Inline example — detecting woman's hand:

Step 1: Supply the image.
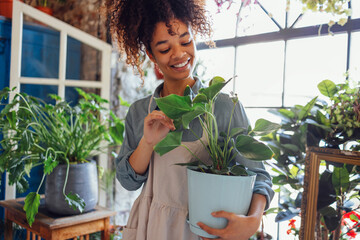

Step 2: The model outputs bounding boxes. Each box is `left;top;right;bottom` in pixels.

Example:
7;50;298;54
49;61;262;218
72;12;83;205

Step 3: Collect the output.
197;211;262;240
197;194;266;240
143;110;175;147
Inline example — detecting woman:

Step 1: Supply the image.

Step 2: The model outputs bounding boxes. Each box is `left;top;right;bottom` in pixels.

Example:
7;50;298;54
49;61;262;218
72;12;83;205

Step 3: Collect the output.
106;0;274;239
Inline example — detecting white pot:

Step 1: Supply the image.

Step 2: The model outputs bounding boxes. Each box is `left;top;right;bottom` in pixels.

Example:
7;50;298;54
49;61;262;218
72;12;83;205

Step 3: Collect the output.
187;167;256;238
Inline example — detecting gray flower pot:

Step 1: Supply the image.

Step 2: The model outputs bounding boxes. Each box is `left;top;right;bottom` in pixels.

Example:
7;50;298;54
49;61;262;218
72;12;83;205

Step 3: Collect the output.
45;160;98;215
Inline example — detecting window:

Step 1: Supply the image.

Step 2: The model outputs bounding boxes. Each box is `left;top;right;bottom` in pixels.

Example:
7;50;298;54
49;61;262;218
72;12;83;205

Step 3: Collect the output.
197;1;360;239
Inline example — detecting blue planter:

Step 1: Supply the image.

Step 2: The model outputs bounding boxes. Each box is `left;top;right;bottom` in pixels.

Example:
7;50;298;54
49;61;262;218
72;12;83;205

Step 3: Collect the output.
187;167;256;238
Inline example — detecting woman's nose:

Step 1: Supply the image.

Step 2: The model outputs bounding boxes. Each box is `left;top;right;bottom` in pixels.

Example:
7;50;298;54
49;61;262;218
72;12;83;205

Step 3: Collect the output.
172;45;185;59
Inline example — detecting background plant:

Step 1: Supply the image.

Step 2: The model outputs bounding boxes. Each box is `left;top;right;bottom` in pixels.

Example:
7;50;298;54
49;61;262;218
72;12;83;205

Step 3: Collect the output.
153;76;280;176
264;78;360;239
0;87;124;226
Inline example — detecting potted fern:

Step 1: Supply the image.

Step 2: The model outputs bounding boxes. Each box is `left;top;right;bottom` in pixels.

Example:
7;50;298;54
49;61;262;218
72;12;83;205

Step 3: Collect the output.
153;76;280;238
0;87;124;227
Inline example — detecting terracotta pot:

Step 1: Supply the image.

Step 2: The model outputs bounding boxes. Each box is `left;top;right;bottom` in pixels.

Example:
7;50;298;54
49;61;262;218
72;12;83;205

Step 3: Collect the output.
35;6;53;16
0;0;14;19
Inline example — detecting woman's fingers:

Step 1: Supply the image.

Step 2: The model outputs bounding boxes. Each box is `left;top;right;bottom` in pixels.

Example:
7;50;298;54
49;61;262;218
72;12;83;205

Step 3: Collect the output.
146;111;175;130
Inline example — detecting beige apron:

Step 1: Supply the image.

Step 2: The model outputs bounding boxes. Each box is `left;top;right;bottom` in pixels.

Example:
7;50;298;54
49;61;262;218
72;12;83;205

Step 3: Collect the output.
122;95;210;240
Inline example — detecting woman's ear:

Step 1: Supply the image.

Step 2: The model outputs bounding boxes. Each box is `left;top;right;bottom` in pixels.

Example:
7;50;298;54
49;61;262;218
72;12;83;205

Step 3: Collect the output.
146;49;156;63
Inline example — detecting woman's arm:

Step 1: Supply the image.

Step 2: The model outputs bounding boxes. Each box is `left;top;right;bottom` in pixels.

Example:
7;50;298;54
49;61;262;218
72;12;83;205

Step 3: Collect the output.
129;110;175;174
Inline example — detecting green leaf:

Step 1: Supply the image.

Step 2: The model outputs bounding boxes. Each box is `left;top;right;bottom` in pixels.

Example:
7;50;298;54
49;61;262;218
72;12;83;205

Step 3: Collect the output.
230;127;246;137
44;156;59;175
193;93;208;104
350;213;360;222
199;77;229;101
332;166;350;195
65;192;86;212
183;85;191;96
23;192;40;227
209;76;225;86
252;119;280;136
278;109;295;119
282;144;300;153
119;95;131;107
235;135;274;160
298;96;318;120
230;165;248;176
24;163;33;177
155;95;192;119
318;80;337;97
154;131;182;156
181;105;205;129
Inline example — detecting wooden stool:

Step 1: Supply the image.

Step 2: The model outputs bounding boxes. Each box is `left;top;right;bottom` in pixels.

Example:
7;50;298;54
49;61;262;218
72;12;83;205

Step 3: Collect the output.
0;197;116;240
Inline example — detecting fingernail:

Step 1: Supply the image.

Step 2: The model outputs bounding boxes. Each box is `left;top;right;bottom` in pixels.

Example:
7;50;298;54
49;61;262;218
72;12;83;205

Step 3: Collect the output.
211;212;216;216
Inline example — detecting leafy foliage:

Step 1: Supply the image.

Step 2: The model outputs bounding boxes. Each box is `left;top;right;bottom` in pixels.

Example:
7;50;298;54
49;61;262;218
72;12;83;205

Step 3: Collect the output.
0;88;125;226
154;76;280;175
23;192;40;227
265;78;360;238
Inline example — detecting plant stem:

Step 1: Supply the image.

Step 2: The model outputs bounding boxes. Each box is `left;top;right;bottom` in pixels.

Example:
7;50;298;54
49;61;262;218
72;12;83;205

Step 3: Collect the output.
189;127;211;156
62;159;70;196
36;174;46;194
180;143;208;167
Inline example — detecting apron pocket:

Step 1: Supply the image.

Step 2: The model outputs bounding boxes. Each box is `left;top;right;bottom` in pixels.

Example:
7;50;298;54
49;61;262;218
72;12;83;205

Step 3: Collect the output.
122;227;137;240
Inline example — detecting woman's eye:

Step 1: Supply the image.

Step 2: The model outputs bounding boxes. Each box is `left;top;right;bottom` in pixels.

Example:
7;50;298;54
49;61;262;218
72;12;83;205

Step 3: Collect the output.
160;49;170;54
182;40;192;46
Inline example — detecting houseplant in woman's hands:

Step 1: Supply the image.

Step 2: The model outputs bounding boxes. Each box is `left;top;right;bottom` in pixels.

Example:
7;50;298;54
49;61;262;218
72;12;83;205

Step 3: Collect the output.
153;76;280;238
0;87;124;227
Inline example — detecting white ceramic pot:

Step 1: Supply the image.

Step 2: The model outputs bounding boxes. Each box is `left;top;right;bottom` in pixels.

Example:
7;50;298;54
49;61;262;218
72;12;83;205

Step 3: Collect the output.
187;167;256;238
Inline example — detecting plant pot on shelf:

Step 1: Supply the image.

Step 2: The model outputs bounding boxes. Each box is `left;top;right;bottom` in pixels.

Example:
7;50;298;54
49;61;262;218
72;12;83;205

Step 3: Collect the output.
35;6;53;16
187;167;256;238
45;160;98;215
0;0;14;19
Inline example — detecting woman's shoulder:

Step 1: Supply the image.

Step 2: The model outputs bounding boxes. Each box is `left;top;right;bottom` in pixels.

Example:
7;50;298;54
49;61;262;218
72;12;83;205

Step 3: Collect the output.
127;94;153;118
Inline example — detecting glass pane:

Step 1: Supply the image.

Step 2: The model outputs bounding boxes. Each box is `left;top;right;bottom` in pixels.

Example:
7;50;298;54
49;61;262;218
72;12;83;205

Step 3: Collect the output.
21;16;60;78
237;3;280;37
349;32;360;81
284;34;347;107
196;47;235;94
20;84;58;104
67;40;102;82
65;87;101;106
352;0;360;19
204;0;237;40
235;41;284;107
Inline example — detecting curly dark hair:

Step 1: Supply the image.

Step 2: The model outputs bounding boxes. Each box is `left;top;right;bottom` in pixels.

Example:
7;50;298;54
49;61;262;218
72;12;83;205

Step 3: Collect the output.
105;0;212;78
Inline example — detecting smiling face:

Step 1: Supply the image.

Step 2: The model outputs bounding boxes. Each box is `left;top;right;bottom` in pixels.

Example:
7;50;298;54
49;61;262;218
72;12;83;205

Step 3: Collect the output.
147;19;196;83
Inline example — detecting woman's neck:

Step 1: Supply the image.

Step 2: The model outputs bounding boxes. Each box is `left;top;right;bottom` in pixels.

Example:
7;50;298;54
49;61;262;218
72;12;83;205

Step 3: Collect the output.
162;77;195;96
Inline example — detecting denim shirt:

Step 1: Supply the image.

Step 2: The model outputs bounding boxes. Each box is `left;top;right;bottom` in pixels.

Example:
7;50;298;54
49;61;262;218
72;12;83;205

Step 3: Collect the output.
115;78;274;209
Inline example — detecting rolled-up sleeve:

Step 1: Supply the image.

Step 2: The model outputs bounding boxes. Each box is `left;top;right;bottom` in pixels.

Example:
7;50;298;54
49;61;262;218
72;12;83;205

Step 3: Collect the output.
115;104;149;191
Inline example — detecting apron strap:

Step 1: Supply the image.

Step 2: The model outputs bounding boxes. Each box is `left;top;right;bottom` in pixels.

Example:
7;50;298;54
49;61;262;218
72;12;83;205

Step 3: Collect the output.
148;93;155;115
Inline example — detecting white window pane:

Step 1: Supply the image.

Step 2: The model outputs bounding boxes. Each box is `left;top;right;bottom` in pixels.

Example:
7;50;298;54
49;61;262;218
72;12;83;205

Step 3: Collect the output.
235;41;284;107
237;3;280;37
351;0;360;19
196;47;235;94
204;1;237;40
350;32;360;81
285;34;347;107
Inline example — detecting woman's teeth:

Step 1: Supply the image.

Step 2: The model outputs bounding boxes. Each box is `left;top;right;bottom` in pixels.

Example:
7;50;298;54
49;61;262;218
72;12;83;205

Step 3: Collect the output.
173;60;188;68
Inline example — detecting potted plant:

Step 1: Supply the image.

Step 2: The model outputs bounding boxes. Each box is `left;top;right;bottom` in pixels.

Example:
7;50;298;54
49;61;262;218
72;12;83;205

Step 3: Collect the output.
0;87;124;227
153;76;280;238
263;78;360;239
